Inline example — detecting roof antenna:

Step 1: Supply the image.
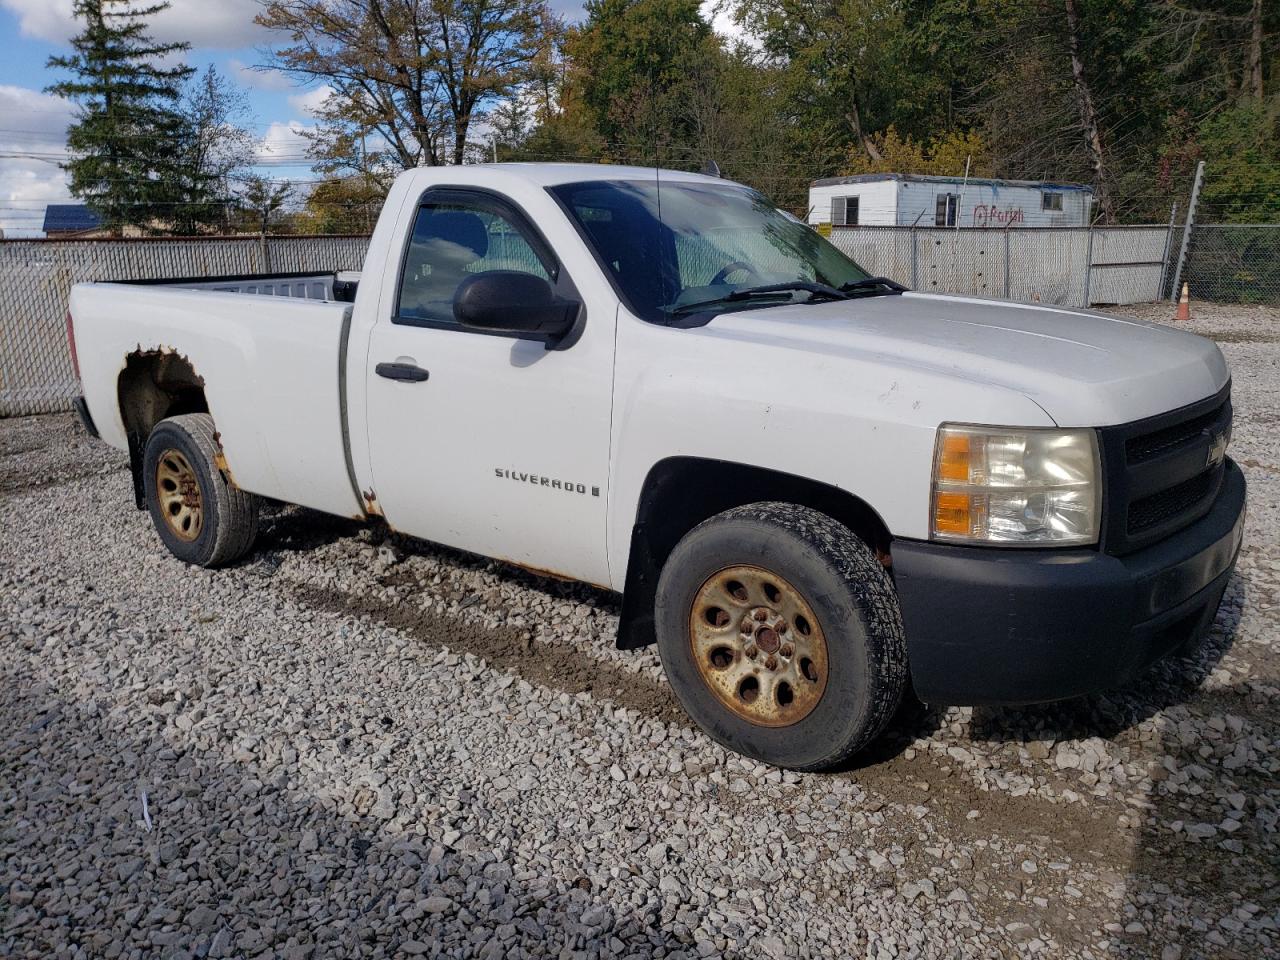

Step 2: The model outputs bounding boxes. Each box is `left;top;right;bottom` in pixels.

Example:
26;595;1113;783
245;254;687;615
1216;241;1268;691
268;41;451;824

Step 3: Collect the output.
701;159;721;178
655;150;666;323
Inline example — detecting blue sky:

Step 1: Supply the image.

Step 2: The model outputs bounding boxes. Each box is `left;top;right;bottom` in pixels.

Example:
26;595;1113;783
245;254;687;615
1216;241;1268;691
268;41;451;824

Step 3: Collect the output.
0;0;595;236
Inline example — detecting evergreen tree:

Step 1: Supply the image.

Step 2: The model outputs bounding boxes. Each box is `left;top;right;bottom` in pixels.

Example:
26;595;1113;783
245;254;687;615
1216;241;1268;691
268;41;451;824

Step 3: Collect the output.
172;66;256;235
46;0;193;234
238;176;294;235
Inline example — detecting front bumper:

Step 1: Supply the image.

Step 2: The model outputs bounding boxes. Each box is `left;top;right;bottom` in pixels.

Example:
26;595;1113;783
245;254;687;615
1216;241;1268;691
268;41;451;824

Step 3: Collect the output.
893;458;1246;705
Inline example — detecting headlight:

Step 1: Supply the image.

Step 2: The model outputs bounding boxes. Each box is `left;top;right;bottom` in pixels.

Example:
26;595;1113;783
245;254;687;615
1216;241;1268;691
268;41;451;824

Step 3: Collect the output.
930;425;1101;545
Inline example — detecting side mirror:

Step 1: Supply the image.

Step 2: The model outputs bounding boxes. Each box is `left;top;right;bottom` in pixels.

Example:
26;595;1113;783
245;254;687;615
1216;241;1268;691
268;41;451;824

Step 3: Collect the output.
454;271;578;342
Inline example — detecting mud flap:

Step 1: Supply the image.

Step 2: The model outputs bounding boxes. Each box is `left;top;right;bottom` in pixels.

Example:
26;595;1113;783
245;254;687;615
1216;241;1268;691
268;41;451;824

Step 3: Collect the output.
127;431;146;510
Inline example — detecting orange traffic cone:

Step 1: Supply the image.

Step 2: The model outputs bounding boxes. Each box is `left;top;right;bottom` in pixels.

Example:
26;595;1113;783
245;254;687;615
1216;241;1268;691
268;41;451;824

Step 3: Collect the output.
1174;282;1191;321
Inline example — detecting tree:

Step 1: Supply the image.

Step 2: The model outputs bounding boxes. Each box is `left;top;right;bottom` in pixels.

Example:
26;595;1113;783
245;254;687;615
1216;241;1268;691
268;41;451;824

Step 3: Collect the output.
1063;0;1113;220
46;0;193;234
171;66;257;235
239;176;294;235
842;127;993;178
296;176;387;233
505;0;1276;222
946;0;1179;222
729;0;916;166
489;13;620;164
1180;103;1280;223
568;0;714;159
257;0;556;171
1151;0;1277;103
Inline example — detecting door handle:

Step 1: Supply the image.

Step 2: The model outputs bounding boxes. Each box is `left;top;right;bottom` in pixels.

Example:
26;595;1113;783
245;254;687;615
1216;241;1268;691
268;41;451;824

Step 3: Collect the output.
376;361;430;382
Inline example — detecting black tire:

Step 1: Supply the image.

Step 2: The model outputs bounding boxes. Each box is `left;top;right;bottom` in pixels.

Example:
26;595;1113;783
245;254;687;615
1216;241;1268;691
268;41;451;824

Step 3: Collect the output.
143;413;260;567
654;502;907;771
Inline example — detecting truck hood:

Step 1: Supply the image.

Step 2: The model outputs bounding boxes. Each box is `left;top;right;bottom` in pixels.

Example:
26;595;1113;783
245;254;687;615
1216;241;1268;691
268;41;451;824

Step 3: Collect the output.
702;292;1228;427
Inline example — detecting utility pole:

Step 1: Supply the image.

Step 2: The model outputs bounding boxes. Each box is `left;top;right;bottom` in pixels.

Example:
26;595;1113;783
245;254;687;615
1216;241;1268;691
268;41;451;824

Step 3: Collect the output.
360;130;375;234
1169;161;1205;302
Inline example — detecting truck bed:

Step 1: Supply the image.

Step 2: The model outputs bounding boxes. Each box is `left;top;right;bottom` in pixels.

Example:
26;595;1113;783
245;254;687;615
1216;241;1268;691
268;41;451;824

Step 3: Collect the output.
119;270;362;302
70;278;364;519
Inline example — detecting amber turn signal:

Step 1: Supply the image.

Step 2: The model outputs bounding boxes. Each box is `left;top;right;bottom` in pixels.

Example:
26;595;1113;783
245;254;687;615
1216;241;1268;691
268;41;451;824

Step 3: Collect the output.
933;491;973;535
937;433;971;483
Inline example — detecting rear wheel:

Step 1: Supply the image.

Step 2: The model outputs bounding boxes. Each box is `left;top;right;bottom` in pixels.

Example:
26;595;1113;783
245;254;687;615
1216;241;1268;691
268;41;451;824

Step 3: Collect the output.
655;502;906;770
143;414;259;567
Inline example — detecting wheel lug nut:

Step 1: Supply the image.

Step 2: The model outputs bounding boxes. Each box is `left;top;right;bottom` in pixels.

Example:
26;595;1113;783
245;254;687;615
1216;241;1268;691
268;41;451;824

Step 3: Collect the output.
745;645;758;658
765;655;778;670
780;644;793;658
776;621;787;633
753;609;768;621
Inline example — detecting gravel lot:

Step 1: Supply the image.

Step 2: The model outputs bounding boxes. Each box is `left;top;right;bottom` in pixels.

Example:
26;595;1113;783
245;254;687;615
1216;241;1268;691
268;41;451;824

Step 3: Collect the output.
2;301;1277;959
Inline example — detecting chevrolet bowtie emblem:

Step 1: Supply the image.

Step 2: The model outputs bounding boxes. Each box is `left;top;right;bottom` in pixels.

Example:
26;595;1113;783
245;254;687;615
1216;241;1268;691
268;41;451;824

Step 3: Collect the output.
1206;429;1229;467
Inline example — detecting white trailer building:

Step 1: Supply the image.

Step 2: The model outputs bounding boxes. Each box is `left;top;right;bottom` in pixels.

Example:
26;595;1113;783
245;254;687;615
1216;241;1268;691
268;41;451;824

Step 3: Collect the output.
809;173;1094;229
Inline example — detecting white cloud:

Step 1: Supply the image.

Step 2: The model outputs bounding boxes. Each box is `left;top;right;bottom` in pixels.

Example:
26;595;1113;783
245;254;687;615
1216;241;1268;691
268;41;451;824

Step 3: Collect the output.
230;58;295;93
256;120;313;162
0;0;71;42
0;84;325;236
288;85;333;117
0;85;75;237
701;0;754;48
2;0;269;49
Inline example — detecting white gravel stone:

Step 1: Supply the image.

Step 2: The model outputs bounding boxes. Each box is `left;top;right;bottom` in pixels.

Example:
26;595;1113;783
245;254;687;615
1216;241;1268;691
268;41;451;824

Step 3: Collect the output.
0;301;1277;959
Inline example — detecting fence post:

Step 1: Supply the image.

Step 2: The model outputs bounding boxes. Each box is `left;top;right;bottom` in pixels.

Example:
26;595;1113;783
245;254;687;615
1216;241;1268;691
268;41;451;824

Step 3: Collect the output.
1003;224;1011;299
1082;226;1095;308
1170;160;1205;301
910;225;918;289
1156;201;1178;301
258;232;271;275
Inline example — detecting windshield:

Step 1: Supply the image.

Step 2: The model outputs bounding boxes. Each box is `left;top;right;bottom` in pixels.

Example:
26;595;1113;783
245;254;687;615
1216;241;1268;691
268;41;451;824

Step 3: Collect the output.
549;179;872;323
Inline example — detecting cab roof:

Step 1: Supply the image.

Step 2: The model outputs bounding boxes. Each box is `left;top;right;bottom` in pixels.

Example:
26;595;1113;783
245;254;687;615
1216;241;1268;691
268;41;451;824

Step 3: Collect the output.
415;162;734;188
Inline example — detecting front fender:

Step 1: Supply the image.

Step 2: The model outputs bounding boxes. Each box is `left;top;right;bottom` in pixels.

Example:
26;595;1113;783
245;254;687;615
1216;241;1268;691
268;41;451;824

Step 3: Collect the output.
605;315;1054;589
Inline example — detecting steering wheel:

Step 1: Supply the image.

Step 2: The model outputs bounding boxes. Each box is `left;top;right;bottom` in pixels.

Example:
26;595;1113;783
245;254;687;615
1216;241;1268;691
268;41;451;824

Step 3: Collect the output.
710;260;762;286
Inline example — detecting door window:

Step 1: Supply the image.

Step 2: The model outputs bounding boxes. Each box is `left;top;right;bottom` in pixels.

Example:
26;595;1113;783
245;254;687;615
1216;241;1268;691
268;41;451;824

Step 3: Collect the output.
397;201;552;324
935;193;958;227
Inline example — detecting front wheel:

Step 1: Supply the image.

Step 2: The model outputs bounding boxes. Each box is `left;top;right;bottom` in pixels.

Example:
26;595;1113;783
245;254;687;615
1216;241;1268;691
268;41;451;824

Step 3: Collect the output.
654;502;907;770
143;413;260;567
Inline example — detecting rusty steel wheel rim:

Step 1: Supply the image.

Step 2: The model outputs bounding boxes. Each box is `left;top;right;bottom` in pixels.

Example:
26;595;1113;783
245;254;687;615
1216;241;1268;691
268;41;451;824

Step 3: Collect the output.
689;565;829;728
155;449;203;542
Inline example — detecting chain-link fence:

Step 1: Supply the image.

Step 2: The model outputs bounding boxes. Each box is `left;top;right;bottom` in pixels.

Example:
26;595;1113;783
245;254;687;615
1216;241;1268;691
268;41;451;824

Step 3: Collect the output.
0;235;369;418
1177;225;1280;304
828;225;1175;308
1;219;1273;419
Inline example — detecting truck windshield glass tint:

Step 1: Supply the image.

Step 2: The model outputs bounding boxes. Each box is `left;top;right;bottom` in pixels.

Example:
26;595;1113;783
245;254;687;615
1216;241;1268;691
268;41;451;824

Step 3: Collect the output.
550;180;872;323
398;203;551;324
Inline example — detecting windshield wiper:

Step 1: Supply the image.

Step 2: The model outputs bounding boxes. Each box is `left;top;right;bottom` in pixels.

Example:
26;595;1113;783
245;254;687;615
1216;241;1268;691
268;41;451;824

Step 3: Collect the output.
670;281;848;316
839;276;908;296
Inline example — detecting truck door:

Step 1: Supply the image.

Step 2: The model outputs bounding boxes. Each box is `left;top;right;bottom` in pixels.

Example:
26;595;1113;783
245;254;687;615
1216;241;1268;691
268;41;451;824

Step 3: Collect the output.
362;188;615;587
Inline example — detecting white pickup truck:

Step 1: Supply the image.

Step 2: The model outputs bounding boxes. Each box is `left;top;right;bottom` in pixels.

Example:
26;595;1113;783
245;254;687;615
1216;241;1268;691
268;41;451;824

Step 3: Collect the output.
68;163;1246;770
